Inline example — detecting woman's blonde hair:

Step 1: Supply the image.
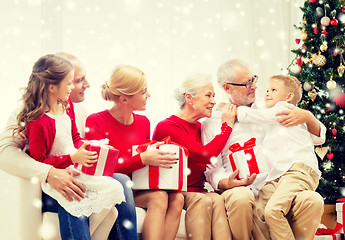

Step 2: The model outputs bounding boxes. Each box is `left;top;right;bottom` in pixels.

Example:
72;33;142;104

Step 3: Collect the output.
14;54;74;135
102;65;146;101
174;73;212;109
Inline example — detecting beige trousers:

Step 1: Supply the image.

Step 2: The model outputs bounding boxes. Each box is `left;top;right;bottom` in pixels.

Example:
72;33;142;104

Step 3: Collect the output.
253;162;324;240
183;191;231;240
222;186;255;240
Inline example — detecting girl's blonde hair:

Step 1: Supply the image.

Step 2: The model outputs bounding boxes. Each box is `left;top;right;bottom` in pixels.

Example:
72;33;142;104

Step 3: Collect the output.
174;73;212;109
270;75;302;105
14;54;74;135
101;65;146;101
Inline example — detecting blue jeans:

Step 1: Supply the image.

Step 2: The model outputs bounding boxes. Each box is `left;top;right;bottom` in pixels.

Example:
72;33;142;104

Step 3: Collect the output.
110;173;139;240
42;192;91;240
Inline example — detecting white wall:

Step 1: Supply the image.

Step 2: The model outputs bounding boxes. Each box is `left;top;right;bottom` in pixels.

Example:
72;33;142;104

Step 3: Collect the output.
0;0;304;239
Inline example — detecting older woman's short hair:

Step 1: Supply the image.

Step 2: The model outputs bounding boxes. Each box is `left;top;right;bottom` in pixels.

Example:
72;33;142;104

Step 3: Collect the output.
174;73;212;109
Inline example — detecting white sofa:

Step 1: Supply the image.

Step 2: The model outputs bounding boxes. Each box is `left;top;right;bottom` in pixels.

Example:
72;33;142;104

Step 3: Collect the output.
0;170;187;240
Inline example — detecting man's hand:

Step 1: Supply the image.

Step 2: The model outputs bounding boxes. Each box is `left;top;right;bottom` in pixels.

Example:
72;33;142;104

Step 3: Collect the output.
276;105;321;136
218;169;256;190
46;168;85;201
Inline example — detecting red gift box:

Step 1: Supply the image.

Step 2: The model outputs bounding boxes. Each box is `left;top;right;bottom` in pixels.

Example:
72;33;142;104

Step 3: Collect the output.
74;139;119;177
131;136;188;191
228;138;267;179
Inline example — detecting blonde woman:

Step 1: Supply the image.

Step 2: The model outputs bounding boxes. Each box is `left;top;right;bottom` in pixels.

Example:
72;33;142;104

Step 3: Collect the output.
152;73;236;240
85;65;184;240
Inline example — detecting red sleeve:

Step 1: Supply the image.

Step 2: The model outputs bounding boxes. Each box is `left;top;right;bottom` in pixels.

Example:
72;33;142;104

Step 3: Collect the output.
153;121;231;164
85;115;106;141
67;100;84;148
25;120;73;169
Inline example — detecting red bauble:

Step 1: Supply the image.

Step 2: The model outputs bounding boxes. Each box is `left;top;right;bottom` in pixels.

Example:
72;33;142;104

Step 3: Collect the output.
314;28;318;34
333;93;345;108
342;6;345;12
330;19;338;25
309;0;317;2
334;50;338;56
295;38;300;44
332;129;337;135
327;153;334;160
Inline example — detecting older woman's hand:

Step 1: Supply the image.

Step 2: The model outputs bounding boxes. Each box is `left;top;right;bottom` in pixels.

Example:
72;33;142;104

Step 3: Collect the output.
221;103;237;127
140;142;179;168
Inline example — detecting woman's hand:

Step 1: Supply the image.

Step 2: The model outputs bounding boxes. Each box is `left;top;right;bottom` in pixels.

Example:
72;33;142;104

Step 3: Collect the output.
221;103;237;127
140;142;179;168
70;142;98;167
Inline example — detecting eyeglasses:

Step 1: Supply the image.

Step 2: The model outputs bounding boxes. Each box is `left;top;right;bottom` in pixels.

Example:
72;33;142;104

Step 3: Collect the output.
226;75;258;89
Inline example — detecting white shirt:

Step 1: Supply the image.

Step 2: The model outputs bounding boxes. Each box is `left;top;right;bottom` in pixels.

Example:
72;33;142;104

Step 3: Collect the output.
202;99;326;194
237;101;324;184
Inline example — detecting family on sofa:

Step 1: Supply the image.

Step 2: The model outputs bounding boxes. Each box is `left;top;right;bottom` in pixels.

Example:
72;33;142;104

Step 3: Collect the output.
0;53;325;240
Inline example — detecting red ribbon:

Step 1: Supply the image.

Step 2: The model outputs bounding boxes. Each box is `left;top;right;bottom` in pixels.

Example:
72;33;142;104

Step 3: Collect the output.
134;136;188;191
228;138;259;177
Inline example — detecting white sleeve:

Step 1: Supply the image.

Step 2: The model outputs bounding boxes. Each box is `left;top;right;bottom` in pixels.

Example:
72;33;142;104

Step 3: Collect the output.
310;121;326;145
202;112;230;190
0;110;51;182
237;106;279;124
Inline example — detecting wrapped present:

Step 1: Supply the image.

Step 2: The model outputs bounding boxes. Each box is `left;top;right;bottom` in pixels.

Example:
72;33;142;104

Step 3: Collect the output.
314;234;342;240
74;139;119;177
336;198;345;233
228;138;267;179
132;137;188;191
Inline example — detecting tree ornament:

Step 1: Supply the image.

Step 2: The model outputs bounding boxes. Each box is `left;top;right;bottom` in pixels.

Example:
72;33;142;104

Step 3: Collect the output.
321;16;330;26
327;153;334;160
333;93;345;108
303;81;313;91
295;38;301;44
297;53;303;66
322;29;328;37
342;6;345;12
315;146;328;160
308;90;317;101
330;19;338;25
320;43;328;52
338;64;345;77
316;7;324;17
309;0;317;2
332;128;337;135
290;64;302;74
299;31;308;41
326;80;337;90
312;53;327;67
314;27;318;34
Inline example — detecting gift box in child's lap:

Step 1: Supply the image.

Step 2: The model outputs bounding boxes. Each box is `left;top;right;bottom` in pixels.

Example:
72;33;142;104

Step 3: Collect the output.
228;138;267;179
74;140;119;177
132;143;188;191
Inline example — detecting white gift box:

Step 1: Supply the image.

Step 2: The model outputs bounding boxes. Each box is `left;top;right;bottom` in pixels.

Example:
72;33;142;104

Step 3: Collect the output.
228;138;267;179
336;202;344;234
314;234;342;240
132;143;188;191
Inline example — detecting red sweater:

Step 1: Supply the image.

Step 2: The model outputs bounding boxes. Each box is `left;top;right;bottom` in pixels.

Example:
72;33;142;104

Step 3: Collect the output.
152;115;232;192
85;110;149;175
25;100;84;169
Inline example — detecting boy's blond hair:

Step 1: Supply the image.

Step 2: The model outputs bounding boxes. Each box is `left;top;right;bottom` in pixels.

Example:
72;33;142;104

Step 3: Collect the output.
270;75;302;105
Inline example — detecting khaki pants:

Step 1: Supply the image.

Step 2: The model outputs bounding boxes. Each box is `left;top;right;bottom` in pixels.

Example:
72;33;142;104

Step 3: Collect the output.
222;186;255;240
253;162;324;240
183;191;231;240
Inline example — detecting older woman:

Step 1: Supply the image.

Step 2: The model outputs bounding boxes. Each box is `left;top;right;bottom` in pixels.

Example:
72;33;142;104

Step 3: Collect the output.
85;65;184;240
152;73;236;240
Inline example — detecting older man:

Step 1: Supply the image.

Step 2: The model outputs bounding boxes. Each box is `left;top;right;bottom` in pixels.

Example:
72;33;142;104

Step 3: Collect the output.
202;59;324;240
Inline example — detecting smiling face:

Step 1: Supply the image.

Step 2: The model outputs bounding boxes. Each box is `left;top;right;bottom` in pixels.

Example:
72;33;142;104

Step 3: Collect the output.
69;60;90;103
265;78;292;108
126;85;151;111
190;83;216;118
54;70;75;102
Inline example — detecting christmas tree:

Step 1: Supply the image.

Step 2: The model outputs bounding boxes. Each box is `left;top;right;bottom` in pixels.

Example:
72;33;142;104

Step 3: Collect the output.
288;0;345;203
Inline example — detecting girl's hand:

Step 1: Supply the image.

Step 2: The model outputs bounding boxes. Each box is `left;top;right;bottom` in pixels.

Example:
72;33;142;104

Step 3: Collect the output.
70;142;98;167
221;103;237;127
140;142;178;168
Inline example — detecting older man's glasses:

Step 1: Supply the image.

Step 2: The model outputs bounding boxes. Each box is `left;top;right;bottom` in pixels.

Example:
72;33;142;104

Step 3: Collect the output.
226;75;258;89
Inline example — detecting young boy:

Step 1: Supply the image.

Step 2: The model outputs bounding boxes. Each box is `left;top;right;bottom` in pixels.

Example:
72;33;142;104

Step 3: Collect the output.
236;75;325;239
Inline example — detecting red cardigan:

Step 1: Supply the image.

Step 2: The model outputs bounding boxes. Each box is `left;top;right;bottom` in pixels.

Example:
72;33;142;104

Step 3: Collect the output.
85;110;149;175
152;115;232;192
25;100;84;169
